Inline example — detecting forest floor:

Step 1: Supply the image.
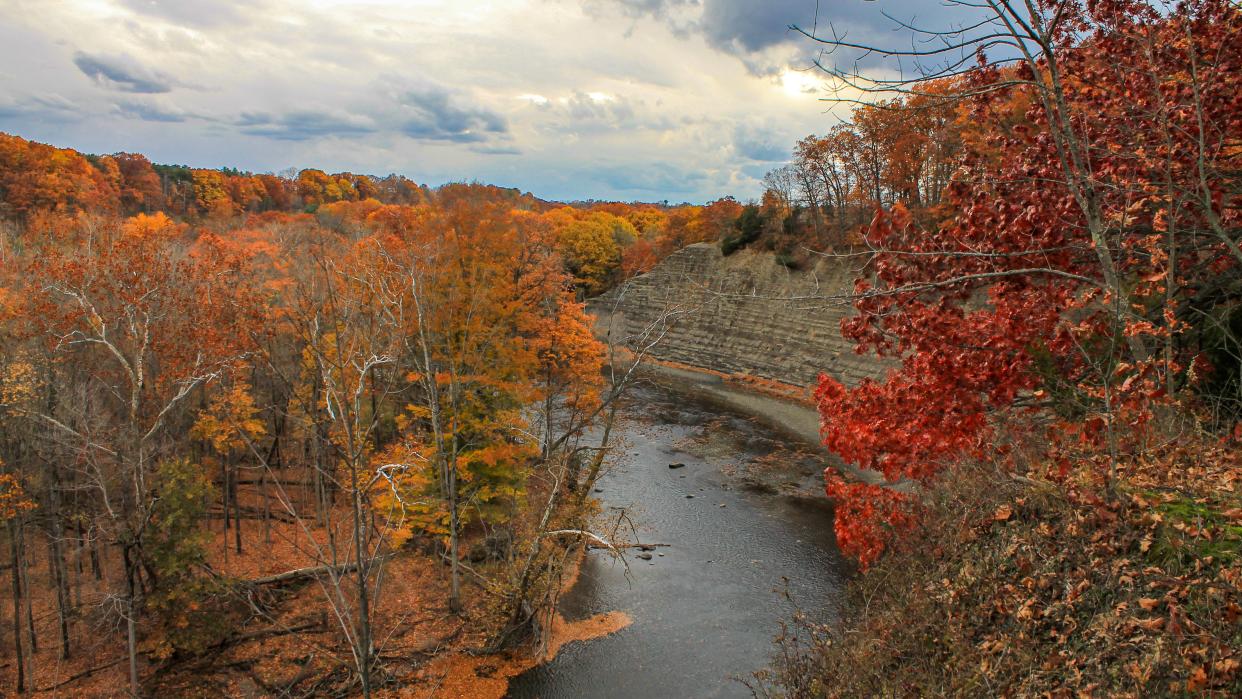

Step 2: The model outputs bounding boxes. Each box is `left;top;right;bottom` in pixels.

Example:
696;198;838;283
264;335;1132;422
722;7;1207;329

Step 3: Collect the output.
1;481;629;698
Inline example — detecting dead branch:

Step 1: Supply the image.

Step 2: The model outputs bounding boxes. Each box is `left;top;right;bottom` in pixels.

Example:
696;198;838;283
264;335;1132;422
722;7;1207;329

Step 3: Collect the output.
39;656;128;692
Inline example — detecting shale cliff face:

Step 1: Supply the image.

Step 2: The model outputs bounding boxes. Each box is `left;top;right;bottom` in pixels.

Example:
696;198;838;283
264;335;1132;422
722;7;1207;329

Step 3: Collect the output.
589;243;885;388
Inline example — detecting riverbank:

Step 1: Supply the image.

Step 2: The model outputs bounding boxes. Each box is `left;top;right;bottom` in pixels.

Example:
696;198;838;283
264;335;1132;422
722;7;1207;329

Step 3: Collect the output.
638;362;893;488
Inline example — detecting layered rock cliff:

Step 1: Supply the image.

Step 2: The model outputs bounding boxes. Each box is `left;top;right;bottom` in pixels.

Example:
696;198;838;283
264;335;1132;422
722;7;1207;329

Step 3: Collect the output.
589;243;885;389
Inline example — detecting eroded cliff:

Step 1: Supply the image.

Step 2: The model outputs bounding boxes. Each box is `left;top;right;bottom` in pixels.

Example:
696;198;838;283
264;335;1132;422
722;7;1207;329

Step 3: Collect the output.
589;243;885;389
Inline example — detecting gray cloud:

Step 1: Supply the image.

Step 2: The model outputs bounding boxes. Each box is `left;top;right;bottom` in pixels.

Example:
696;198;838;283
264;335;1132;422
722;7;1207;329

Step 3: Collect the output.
73;51;178;93
115;99;193;122
599;0;988;72
607;0;696;15
396;86;509;143
0;94;84;123
521;91;676;136
732;123;788;162
705;0;1003;76
739;162;772;181
699;0;819;54
596;0;818;53
565;91;635;122
237;110;376;141
591;0;841;75
595;162;709;194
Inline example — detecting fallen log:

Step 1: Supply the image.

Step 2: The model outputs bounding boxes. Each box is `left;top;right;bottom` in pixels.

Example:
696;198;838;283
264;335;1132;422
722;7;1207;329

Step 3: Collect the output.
220;478;316;487
204;507;299;525
227;620;323;645
248;556;392;587
249;562;362;586
171;621;327;675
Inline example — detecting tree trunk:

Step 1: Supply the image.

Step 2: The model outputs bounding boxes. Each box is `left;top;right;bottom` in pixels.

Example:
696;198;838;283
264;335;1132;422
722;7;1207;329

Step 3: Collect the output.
48;525;71;659
220;460;230;566
448;458;461;614
19;528;36;655
232;463;242;555
8;519;25;694
262;470;271;547
74;521;85;609
122;545;140;698
45;474;72;660
90;531;102;582
350;475;372;698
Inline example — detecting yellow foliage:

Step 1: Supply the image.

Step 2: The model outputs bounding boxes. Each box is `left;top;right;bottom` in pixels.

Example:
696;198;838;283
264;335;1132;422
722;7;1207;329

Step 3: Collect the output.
0;467;35;521
370;438;443;544
543;208;631;294
0;355;41;410
191;381;267;455
122;211;184;242
192;170;232;216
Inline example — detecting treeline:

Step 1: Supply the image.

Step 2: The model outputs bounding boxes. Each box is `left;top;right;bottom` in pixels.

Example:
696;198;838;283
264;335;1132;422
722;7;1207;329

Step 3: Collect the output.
0;133;432;219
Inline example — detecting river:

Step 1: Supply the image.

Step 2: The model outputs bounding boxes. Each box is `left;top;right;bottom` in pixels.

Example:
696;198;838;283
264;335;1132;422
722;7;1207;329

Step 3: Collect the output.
507;377;848;698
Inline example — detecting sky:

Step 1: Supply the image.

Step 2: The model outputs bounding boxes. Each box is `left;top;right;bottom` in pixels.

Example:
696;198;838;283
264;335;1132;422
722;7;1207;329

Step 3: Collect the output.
0;0;973;203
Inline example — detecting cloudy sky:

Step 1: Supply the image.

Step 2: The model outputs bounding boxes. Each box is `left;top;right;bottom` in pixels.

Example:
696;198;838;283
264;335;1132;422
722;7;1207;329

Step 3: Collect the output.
0;0;967;203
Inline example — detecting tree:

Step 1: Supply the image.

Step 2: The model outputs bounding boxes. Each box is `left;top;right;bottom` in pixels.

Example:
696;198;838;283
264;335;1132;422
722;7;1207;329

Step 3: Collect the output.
720;204;766;255
191;380;266;556
29;212;259;694
0;464;35;692
544;207;626;295
804;0;1241;566
0;134;117;218
113;152;166;214
192;169;233;218
686;197;743;245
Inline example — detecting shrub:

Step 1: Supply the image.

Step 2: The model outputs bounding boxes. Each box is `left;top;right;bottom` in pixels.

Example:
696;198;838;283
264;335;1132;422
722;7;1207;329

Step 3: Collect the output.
720;204;765;256
752;438;1242;697
143;459;234;659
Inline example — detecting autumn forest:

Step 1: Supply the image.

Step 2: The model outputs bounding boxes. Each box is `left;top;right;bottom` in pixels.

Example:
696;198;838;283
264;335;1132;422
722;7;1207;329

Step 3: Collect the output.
0;0;1240;697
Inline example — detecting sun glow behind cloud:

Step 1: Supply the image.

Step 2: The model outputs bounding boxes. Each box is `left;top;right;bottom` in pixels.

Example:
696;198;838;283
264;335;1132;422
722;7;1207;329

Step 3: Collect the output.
778;68;824;97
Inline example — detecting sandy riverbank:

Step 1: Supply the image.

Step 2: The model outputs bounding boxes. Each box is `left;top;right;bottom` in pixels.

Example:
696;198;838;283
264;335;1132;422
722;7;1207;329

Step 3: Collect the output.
638;363;897;488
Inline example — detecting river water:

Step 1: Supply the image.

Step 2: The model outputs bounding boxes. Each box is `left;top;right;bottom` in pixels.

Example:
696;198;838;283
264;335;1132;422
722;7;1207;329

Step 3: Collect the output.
507;379;848;698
